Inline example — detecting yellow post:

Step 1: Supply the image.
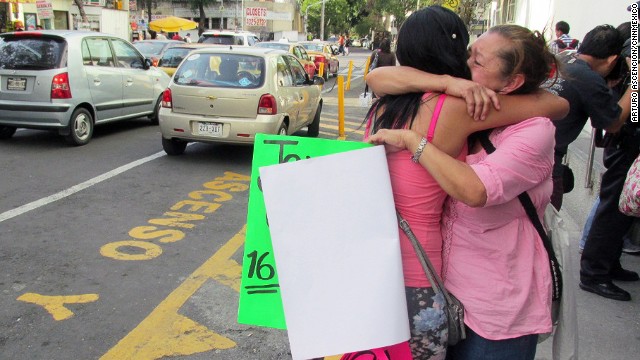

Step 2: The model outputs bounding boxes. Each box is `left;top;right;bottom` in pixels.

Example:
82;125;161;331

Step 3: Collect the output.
363;56;371;77
337;75;346;140
318;62;325;78
346;60;354;90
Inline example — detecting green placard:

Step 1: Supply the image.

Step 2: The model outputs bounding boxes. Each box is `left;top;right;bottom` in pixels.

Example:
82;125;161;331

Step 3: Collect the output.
238;134;372;329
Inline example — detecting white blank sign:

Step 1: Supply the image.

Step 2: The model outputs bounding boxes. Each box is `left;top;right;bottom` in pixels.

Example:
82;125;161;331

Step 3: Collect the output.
260;146;409;360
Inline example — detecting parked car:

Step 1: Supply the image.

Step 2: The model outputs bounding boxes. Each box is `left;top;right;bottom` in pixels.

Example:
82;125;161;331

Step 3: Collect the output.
157;43;214;76
158;47;324;155
298;41;339;80
132;39;184;66
254;41;316;78
198;30;260;46
0;30;171;145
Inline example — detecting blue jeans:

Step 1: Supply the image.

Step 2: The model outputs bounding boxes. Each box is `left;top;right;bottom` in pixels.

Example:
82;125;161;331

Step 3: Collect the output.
446;326;538;360
580;196;601;251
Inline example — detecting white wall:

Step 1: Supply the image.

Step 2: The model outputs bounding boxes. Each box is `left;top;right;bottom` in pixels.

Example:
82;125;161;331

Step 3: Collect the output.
552;0;632;42
100;9;130;40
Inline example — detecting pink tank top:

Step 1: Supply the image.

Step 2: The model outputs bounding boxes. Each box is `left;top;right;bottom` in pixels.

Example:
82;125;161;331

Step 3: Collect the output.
366;93;466;287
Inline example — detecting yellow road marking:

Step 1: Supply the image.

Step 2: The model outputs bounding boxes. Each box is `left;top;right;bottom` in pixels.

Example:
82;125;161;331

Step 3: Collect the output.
17;293;99;321
101;226;246;359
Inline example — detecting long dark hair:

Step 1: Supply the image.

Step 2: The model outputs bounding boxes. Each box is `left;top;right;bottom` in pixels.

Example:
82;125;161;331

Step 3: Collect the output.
366;6;470;134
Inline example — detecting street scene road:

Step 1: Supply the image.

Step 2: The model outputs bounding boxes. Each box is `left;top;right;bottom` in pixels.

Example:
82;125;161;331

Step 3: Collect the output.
1;47;638;360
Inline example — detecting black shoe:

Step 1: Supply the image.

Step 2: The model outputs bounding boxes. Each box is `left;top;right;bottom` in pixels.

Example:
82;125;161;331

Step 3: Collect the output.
610;268;640;281
579;281;631;301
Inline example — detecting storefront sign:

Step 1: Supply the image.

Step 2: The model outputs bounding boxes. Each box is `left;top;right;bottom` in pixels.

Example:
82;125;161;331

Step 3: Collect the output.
36;0;53;20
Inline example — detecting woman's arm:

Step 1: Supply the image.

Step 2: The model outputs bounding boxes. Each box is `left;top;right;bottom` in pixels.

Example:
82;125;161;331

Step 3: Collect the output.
366;66;500;120
368;129;487;206
366;66;569;123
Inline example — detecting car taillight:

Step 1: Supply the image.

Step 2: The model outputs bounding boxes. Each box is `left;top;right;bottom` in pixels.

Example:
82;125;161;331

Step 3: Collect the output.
51;72;71;99
258;94;277;115
162;88;172;108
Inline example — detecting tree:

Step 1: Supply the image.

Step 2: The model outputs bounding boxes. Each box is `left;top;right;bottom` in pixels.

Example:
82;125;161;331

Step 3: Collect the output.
73;0;89;23
186;0;219;36
422;0;492;30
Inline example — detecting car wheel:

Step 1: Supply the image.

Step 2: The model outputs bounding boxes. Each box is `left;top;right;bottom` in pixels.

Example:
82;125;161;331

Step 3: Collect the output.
307;103;322;137
277;122;288;136
149;95;162;125
162;137;187;156
323;62;329;81
65;108;93;146
333;62;339;77
0;126;17;139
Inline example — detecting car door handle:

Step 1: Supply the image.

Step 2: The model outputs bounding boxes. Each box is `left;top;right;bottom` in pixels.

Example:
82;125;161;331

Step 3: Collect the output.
93;78;101;85
126;78;134;86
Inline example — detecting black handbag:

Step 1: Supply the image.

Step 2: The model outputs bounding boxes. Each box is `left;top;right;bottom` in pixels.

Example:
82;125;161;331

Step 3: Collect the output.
396;212;466;346
479;133;563;312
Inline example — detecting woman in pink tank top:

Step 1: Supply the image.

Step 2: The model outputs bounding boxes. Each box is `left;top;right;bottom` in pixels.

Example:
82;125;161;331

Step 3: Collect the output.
367;12;569;360
361;6;568;360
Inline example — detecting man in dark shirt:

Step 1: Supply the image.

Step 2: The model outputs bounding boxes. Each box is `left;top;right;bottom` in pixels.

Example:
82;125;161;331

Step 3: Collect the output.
548;23;636;301
545;25;628;210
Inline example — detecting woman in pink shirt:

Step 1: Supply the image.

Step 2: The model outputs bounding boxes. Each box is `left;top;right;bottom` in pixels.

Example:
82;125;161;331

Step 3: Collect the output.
362;6;566;360
367;24;559;360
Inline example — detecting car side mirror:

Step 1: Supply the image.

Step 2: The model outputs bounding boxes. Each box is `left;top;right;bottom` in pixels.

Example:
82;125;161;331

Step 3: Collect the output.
312;75;325;86
144;58;152;69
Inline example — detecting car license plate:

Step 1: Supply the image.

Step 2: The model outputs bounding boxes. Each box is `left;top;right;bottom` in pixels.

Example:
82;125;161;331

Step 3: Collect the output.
7;77;27;91
198;122;223;137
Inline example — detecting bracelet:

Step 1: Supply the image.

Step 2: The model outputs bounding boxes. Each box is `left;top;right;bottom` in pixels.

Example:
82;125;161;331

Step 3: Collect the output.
411;136;428;163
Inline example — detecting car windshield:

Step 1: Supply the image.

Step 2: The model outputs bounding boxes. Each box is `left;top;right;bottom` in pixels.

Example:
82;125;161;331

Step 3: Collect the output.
256;43;289;51
0;36;65;70
302;44;323;52
158;48;193;68
199;35;236;45
173;53;264;88
133;41;166;56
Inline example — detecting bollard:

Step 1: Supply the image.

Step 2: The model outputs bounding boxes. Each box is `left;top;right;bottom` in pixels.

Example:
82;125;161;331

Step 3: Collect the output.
346;61;354;90
337;75;346;140
318;62;325;79
363;56;371;77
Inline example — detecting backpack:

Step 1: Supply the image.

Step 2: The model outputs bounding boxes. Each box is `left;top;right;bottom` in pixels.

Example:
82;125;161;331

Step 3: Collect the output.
555;38;579;50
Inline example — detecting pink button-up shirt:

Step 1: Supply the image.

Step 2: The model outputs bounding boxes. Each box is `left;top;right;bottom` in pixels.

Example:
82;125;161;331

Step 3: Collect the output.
442;117;555;340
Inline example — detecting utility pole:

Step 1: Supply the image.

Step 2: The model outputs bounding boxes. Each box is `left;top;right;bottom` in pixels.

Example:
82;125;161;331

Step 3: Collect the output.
320;0;325;40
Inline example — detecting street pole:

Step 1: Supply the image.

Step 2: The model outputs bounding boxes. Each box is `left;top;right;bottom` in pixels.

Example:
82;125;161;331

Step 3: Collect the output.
320;0;325;40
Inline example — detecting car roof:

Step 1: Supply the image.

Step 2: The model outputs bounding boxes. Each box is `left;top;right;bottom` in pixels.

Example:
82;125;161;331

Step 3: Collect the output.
200;30;258;36
0;30;124;39
133;39;184;45
188;46;286;57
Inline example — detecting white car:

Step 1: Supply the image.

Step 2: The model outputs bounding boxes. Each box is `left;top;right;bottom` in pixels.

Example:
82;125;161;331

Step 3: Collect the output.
159;47;324;155
197;30;260;46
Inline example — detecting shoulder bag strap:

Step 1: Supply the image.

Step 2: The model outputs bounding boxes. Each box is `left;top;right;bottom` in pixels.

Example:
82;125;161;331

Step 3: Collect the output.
478;131;562;300
396;211;455;304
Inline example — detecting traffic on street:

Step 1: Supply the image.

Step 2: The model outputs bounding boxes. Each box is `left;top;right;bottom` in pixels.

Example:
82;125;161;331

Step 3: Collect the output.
1;41;638;360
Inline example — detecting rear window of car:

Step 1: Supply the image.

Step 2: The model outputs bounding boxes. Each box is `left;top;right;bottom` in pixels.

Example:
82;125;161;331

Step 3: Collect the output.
256;43;289;52
199;35;238;45
301;44;323;52
158;47;193;68
132;41;167;56
0;35;65;70
173;53;265;88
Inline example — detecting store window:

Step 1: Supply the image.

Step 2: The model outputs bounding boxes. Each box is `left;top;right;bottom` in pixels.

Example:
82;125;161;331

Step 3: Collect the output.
54;11;69;30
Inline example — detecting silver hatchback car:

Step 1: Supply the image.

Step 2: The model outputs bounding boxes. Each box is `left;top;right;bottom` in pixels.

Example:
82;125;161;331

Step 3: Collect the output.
0;30;170;145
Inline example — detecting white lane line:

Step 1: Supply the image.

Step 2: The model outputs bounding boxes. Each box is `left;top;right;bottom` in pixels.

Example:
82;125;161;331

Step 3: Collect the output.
0;151;166;223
